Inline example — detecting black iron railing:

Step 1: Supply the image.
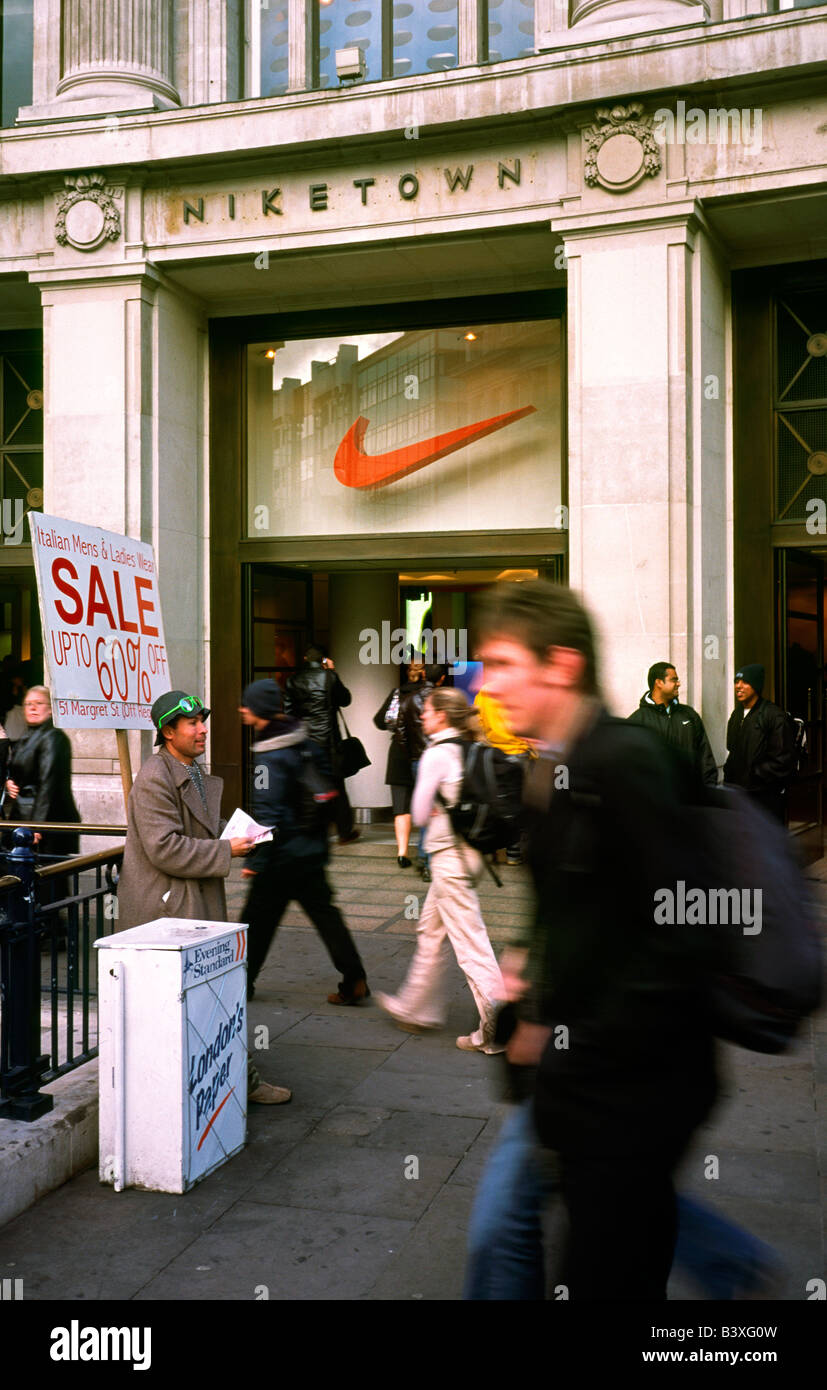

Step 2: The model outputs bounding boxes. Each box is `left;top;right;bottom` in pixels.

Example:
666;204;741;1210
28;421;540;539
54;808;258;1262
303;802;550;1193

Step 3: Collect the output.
0;826;125;1121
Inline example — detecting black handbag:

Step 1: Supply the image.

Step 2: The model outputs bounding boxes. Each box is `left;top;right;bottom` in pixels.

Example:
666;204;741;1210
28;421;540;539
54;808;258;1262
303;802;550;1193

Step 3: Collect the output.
335;708;371;779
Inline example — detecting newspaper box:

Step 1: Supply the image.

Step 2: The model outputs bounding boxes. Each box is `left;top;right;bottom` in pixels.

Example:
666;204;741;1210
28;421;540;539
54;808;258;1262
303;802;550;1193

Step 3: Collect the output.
94;919;248;1193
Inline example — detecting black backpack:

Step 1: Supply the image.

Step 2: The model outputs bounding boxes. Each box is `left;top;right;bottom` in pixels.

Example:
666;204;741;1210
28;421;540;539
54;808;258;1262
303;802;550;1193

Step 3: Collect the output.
438;739;524;857
685;785;823;1053
294;744;338;834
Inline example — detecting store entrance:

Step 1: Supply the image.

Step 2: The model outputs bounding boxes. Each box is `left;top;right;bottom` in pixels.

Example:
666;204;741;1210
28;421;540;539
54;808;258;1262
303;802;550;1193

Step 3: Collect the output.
242;558;563;816
777;547;827;861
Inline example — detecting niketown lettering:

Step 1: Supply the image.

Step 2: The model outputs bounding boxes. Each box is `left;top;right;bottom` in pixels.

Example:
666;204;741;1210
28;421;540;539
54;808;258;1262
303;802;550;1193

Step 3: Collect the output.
334;406;536;490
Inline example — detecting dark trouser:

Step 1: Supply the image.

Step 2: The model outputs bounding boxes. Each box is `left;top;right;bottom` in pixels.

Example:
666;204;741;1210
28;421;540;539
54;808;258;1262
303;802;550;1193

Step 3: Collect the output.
244;853;365;990
310;740;354;839
559;1151;679;1300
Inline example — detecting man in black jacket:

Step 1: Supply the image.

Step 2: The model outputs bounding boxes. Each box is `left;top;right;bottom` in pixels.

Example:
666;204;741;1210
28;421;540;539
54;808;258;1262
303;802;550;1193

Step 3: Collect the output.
723;663;794;824
464;581;718;1301
284;646;359;844
240;679;369;1006
628;661;718;788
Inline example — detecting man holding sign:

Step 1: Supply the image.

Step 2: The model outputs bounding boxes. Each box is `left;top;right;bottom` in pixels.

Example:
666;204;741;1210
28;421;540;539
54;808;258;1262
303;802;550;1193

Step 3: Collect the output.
117;690;291;1105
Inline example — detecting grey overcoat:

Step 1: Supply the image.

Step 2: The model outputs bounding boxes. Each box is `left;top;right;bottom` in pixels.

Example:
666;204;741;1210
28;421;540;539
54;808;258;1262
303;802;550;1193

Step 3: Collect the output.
116;747;232;932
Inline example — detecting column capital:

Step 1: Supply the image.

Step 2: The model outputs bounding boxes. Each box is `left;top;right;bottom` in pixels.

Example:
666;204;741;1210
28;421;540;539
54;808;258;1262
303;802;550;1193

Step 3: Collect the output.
551;197;711;245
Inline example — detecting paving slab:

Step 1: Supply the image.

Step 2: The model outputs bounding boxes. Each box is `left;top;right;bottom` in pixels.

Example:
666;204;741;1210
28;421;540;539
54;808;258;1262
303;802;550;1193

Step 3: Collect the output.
248;1138;458;1218
364;1183;475;1300
133;1204;414;1302
357;1111;487;1157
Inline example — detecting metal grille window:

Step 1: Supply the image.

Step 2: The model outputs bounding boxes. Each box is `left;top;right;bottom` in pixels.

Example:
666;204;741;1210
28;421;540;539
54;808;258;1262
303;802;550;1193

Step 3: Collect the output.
0;335;43;545
774;292;827;524
0;0;33;127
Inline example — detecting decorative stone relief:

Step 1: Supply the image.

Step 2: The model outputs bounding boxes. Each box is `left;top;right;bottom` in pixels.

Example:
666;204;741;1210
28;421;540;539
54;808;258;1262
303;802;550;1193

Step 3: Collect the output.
584;103;662;192
55;173;122;250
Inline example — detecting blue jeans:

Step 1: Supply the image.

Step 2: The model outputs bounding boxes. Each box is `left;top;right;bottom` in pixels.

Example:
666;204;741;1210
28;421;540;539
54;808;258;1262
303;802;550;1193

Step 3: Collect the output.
464;1102;554;1300
464;1102;777;1300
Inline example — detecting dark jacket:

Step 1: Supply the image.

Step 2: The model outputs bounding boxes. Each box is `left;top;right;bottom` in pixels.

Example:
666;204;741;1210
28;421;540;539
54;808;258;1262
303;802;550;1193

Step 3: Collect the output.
724;698;794;819
284;662;351;746
6;719;81;857
117;747;230;932
524;710;718;1158
373;680;427;786
248;720;328;870
628;694;718;788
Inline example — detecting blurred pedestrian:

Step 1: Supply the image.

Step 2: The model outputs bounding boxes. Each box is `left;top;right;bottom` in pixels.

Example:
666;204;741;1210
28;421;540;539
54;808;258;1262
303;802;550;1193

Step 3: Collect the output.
465;580;718;1300
474;686;536;864
4;686;80;858
723;664;794;824
628;661;718;788
240;680;369;1007
373;663;426;868
285;646;360;844
376;687;505;1054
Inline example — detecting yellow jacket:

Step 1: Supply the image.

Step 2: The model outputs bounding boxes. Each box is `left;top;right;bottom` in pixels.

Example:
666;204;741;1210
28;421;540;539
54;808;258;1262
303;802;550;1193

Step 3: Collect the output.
474;690;536;757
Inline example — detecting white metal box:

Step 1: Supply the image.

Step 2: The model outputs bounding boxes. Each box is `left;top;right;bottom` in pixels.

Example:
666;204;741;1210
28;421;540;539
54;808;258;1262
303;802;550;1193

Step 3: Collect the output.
95;919;248;1193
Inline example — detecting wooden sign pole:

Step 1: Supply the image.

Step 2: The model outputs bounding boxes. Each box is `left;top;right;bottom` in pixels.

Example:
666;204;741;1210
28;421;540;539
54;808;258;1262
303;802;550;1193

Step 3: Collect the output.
115;729;134;816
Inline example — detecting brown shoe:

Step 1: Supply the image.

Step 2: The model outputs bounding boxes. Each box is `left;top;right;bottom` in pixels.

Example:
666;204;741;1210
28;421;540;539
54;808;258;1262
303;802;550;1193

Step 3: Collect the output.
327;978;370;1006
337;830;361;845
248;1082;292;1105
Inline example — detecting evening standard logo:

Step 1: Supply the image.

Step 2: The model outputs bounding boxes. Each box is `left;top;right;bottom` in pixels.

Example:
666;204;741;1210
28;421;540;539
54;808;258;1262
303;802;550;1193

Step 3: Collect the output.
183;939;235;980
50;1321;151;1370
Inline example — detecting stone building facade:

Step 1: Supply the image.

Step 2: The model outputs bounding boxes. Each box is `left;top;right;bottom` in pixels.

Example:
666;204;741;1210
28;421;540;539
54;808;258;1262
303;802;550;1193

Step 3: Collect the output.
0;0;825;846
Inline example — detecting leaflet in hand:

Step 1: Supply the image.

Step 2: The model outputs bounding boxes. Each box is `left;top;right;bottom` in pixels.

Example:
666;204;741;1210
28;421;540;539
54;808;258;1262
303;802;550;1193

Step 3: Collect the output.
220;808;274;845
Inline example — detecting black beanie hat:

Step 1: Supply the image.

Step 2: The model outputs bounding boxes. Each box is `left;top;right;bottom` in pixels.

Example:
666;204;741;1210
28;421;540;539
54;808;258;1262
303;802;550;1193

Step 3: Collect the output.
241;679;283;719
735;663;765;695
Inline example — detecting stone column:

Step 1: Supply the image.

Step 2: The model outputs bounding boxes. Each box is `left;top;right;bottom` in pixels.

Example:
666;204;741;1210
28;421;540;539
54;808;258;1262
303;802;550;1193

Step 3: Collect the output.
53;0;180;113
558;204;731;762
29;265;208;820
568;0;708;39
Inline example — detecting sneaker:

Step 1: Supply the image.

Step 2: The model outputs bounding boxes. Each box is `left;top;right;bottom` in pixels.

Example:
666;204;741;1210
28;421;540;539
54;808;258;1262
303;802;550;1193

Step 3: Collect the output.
327;978;371;1006
456;1034;506;1055
248;1082;292;1105
375;992;435;1033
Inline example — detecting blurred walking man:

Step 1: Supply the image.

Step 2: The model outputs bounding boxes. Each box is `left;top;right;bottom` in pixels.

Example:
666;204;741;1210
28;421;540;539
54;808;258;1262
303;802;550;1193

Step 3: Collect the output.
465;582;717;1300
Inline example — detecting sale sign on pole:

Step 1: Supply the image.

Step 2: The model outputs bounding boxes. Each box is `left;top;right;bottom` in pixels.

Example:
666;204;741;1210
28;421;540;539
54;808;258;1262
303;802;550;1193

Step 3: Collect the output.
30;513;168;731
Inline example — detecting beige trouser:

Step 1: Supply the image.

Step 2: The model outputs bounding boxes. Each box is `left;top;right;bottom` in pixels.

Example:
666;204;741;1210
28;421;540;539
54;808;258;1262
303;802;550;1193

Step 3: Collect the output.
393;843;504;1044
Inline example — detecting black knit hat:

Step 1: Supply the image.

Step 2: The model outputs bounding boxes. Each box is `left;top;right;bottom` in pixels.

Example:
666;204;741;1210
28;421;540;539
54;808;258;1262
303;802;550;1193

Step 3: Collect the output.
241;679;283;719
734;663;765;695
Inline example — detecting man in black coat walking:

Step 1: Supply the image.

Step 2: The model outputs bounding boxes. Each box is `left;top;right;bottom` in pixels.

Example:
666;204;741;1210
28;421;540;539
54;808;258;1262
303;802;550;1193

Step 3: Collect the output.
239;680;369;1006
464;582;718;1301
284;646;359;844
723;663;795;824
628;661;718;788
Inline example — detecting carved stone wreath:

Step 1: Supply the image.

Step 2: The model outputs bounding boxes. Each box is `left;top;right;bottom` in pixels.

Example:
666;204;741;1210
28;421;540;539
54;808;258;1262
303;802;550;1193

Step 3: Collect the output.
584;103;662;192
55;172;122;251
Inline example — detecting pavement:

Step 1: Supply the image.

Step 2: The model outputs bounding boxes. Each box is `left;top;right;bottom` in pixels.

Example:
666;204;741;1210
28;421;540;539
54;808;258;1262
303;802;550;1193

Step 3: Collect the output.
0;827;824;1302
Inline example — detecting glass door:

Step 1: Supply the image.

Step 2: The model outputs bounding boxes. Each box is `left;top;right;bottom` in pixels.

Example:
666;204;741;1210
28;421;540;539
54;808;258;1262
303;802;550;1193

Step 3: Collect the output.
777;548;824;857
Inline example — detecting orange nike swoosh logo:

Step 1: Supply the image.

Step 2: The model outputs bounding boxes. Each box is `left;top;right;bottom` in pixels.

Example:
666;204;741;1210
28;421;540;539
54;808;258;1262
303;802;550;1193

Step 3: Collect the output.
334;405;537;489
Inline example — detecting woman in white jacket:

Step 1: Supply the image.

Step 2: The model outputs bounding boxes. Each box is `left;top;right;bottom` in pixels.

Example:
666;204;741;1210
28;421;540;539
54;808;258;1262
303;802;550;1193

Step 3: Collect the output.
376;687;505;1053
